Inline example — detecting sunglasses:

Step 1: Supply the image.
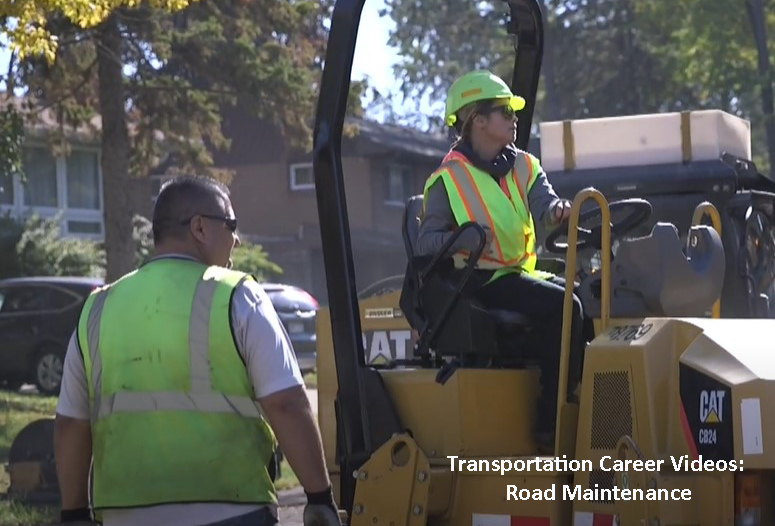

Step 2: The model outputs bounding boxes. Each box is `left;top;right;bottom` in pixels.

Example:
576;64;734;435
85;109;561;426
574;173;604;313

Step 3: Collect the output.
181;214;238;232
481;102;517;120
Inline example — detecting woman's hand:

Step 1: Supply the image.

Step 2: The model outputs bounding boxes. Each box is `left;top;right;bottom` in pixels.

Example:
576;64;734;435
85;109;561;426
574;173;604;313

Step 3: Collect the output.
550;199;572;223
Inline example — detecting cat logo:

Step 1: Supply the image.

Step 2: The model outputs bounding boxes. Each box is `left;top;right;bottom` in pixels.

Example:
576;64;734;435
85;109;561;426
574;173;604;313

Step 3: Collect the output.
699;390;725;423
362;330;414;364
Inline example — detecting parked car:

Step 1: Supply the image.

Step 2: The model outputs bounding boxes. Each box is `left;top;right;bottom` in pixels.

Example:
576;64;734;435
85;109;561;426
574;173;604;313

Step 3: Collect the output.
260;283;319;372
0;276;104;395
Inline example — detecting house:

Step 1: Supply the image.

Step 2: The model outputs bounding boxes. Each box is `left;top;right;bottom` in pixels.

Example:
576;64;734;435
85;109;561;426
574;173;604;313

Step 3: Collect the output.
0;97;149;240
209;114;453;305
6;95;544;306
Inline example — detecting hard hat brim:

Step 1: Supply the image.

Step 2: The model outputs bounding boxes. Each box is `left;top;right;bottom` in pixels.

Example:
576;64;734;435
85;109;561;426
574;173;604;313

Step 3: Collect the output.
510;96;526;111
494;95;526;111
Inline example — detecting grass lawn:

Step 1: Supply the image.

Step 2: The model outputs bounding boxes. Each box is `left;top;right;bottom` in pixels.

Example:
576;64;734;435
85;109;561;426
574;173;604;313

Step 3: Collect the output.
274;458;299;491
0;389;59;526
0;387;306;526
303;371;317;388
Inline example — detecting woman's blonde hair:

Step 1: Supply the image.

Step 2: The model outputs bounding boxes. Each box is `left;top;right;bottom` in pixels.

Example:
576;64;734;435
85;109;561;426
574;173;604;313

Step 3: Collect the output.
450;99;496;148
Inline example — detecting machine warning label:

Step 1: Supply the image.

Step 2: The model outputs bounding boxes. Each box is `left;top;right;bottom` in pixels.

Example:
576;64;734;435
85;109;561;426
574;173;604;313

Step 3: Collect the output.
679;363;734;460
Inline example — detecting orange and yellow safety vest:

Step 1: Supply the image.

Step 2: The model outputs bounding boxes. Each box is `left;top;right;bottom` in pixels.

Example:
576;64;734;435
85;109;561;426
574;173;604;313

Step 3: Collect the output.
422;149;552;282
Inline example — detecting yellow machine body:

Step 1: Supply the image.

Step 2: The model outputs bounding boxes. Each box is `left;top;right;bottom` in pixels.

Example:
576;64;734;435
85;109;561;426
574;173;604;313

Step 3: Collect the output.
315;193;774;525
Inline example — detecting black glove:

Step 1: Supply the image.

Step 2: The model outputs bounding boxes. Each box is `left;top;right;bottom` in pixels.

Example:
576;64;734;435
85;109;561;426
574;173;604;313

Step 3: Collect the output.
303;487;341;526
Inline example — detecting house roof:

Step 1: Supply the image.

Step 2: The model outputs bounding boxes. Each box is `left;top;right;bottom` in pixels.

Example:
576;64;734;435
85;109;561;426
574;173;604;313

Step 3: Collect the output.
2;94;101;145
344;117;452;161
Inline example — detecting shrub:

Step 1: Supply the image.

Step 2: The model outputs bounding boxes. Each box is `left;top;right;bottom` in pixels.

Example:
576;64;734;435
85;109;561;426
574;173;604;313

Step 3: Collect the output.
14;214;104;278
0;213;283;280
230;242;283;280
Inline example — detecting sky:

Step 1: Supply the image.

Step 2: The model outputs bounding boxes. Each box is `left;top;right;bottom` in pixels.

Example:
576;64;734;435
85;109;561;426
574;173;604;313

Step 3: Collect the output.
352;0;401;99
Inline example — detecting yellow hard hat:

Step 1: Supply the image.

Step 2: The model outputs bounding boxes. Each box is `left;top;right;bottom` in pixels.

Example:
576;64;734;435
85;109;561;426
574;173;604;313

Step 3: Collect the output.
445;70;525;127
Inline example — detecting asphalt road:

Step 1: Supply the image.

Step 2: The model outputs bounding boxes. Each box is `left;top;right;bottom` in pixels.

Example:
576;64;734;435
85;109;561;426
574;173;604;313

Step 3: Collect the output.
278;487;306;525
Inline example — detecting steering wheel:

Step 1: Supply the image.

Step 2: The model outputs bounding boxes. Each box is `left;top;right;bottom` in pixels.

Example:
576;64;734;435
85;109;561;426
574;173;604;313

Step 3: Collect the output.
544;198;653;254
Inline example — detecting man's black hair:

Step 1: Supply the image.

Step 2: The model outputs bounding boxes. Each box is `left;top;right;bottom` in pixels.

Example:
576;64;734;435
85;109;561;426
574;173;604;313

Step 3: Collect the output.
152;175;231;244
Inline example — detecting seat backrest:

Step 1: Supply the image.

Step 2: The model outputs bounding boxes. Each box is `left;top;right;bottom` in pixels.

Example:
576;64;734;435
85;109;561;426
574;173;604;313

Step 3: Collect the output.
402;195;424;260
398;194;529;362
400;195;427;333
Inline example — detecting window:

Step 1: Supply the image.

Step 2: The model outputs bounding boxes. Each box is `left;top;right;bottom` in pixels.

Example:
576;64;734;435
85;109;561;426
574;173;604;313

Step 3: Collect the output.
263;286;318;312
66;150;100;210
0;286;48;313
1;144;104;240
22;147;58;207
45;286;81;310
0;172;13;205
385;165;413;206
290;163;314;190
67;220;102;235
0;284;80;314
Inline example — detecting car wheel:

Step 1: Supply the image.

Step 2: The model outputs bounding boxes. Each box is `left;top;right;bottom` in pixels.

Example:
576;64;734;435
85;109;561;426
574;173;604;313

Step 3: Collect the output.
33;347;64;396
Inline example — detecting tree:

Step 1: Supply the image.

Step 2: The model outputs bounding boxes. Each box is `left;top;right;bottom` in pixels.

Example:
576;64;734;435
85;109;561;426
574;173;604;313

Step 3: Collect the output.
744;0;775;177
381;0;680;131
230;243;283;281
637;0;775;174
0;106;24;182
2;0;193;62
0;213;104;278
4;0;340;282
382;0;774;173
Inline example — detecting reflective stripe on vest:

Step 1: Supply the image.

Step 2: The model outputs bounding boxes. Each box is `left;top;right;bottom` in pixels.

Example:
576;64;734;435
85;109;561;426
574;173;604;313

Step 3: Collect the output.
430;153;537;272
84;274;261;424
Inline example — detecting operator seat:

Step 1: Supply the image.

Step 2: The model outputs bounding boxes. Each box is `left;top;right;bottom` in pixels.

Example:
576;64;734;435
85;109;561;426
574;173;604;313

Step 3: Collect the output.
399;195;535;366
579;222;726;318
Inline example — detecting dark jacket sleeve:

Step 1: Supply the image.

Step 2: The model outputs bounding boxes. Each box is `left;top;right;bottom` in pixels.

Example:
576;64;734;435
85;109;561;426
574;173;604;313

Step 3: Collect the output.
528;173;561;227
526;155;562;228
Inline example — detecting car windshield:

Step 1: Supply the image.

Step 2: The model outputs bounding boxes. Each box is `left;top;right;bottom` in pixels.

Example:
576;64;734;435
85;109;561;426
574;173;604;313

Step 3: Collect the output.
265;287;317;311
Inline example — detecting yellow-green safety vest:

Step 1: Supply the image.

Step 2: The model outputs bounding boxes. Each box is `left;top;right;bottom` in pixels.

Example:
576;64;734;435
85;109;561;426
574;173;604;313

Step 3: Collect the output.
77;257;277;512
423;150;552;282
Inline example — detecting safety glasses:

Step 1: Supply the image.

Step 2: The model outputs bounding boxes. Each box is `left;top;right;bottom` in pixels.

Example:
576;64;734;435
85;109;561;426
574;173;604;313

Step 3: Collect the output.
483;97;519;120
182;214;238;232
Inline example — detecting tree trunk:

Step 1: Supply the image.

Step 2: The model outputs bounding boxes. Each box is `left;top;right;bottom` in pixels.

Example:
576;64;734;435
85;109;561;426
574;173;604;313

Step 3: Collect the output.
96;14;135;282
541;0;561;120
745;0;775;177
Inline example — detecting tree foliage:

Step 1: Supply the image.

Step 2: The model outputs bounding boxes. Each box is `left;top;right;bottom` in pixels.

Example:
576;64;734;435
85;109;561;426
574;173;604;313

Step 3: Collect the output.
1;0;193;62
0;106;24;183
0;212;285;279
381;0;775;172
0;213;104;278
230;243;283;281
4;0;340;282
